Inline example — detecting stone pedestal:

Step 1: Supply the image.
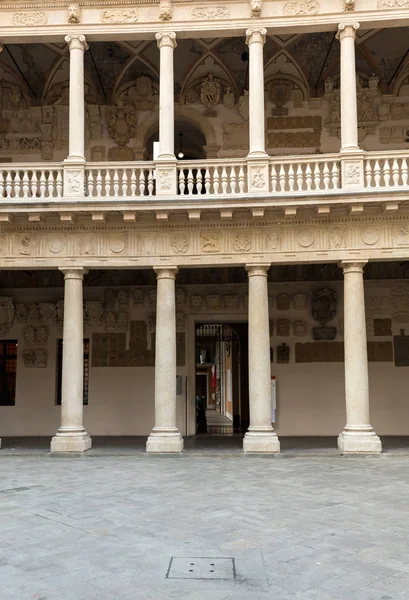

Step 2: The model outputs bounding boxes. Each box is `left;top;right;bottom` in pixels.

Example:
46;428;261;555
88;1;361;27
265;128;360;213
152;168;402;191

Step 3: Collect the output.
146;267;183;453
51;268;91;453
338;262;381;454
243;264;280;454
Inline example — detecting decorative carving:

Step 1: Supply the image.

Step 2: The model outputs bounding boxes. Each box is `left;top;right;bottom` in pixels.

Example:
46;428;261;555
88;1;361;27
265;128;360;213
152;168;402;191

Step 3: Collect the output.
190;295;203;310
206;295;221;310
312;288;337;326
329;227;347;249
296;229;315;248
85;302;103;327
101;9;138;23
294;321;307;337
250;0;263;16
367;341;393;362
24;326;48;345
233;232;252;253
293;293;307;310
283;1;320;15
251;169;266;189
201;232;220;253
277;343;290;364
68;4;81;23
377;0;409;6
133;289;145;307
107;103;137;147
223;295;240;310
23;348;47;368
176;288;187;308
108;235;126;254
159;0;172;20
176;312;186;330
13;12;47;25
344;0;355;9
374;319;392;336
171;233;189;254
223;88;236;109
16;304;27;324
277;293;291;310
265;230;283;251
277;319;291;336
361;226;380;246
104;311;117;333
192;6;230;19
238;91;249;121
200;74;222;110
0;297;14;336
148;289;157;307
38;303;57;327
139;234;157;257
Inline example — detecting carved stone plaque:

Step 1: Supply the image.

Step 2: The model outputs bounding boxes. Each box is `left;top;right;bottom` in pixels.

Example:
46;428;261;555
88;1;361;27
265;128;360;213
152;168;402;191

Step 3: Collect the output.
295;342;344;363
312;288;337;326
312;326;337;341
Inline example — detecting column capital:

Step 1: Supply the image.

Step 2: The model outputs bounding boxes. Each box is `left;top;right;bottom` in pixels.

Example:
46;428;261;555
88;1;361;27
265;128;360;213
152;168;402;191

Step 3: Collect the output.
337;23;359;41
65;34;88;52
154;266;178;279
246;27;267;46
156;31;177;49
340;260;368;274
246;263;270;277
59;267;88;280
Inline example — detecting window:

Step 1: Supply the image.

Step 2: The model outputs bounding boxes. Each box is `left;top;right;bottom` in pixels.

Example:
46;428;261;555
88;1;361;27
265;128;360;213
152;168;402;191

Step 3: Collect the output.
0;340;17;406
56;339;90;406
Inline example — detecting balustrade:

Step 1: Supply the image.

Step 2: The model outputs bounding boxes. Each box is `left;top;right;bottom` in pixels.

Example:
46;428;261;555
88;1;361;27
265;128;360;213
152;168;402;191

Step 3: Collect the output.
364;152;409;189
85;164;155;198
0;165;63;199
270;155;341;193
177;160;247;196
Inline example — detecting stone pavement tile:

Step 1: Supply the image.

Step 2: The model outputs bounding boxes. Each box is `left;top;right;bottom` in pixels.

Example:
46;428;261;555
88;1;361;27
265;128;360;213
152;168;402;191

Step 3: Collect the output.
319;570;383;594
363;573;409;596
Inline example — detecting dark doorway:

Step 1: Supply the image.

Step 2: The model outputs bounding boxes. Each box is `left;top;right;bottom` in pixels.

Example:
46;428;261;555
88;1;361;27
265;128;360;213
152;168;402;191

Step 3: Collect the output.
195;322;249;435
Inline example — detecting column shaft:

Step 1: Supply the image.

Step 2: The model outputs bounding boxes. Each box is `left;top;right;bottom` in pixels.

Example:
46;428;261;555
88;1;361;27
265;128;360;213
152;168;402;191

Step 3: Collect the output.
66;35;87;161
156;32;177;160
338;262;381;453
338;24;359;153
51;268;91;453
146;267;183;453
246;28;267;157
243;265;279;453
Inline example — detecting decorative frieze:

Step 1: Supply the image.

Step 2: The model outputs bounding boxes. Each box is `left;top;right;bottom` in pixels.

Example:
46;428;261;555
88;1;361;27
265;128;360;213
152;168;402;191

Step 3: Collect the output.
101;9;138;23
283;1;320;15
13;12;47;25
191;6;230;19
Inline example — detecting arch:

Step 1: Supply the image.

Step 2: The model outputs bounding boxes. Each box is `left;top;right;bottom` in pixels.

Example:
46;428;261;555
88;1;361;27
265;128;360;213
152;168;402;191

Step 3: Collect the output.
134;105;220;159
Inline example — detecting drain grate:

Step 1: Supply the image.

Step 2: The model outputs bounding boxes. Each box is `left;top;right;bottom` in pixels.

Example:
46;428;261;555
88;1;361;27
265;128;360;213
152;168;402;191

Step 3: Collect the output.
167;557;235;580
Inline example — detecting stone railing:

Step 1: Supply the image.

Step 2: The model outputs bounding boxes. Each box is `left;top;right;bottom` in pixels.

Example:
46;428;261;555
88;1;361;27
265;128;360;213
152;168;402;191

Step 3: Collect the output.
0;164;63;198
2;151;409;202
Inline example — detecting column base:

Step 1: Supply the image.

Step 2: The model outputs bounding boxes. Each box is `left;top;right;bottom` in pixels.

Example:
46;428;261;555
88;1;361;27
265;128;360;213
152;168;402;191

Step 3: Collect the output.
243;429;280;454
338;431;382;454
50;431;92;453
146;429;184;454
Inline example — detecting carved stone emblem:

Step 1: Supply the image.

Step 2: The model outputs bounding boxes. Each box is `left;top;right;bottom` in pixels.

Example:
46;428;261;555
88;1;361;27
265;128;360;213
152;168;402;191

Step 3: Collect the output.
139;234;157;256
361;226;380;246
39;303;57;327
48;235;66;254
277;293;291;310
293;293;307;310
101;9;138;23
0;297;15;336
296;229;315;248
68;4;81;23
312;288;337;326
23;348;47;368
85;302;103;327
133;289;145;307
265;231;283;251
294;321;307;337
277;319;291;336
206;295;221;310
159;0;172;20
190;295;203;310
283;1;320;15
13;12;48;25
250;0;263;16
107;103;137;146
277;343;290;364
233;232;252;253
223;88;235;109
201;232;220;253
108;235;126;254
200;74;222;109
171;234;189;254
192;6;230;19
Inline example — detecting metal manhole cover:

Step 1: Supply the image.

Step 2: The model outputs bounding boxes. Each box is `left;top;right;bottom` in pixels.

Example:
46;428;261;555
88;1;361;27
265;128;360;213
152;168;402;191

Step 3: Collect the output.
167;557;235;580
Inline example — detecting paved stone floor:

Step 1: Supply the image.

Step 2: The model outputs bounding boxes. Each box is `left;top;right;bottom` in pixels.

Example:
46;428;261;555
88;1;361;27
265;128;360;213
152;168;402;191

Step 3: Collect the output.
1;454;409;600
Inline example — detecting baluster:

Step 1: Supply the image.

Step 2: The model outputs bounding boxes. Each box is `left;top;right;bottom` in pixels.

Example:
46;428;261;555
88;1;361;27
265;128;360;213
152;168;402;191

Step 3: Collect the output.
313;163;321;190
22;171;30;198
95;170;102;197
31;171;38;198
305;163;312;191
5;171;12;198
205;168;211;194
0;171;4;199
365;160;372;188
200;169;206;194
130;169;137;196
87;170;94;197
122;170;128;196
39;170;46;197
56;170;63;198
230;167;237;194
374;160;381;188
113;169;120;196
148;169;154;196
178;168;185;195
221;167;228;194
323;162;330;190
213;167;220;195
296;164;303;191
46;171;54;198
14;171;21;198
140;170;146;196
187;169;194;195
402;158;408;186
392;159;400;187
271;164;278;192
383;159;391;187
279;165;286;191
332;162;340;189
105;170;111;197
288;164;295;192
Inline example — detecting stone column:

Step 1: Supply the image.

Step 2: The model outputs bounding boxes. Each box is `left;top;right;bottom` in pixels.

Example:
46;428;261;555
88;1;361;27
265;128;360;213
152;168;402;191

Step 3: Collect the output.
246;28;267;157
156;32;177;160
146;267;183;453
66;35;88;162
338;262;381;453
51;268;91;453
243;265;280;454
338;23;360;153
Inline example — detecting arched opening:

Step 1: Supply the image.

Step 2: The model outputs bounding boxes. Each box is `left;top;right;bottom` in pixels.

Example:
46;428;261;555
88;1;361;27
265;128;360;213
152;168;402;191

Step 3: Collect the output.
145;119;207;160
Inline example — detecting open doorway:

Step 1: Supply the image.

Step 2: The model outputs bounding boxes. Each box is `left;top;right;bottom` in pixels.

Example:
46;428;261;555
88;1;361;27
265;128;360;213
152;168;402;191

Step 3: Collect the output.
195;322;249;435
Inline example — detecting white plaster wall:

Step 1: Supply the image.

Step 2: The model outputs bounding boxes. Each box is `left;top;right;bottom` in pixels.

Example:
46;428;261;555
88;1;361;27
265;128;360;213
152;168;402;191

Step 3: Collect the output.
0;280;408;438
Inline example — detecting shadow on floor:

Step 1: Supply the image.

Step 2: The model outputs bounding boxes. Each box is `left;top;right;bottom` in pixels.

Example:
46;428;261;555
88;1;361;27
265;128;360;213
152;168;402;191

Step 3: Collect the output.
1;436;409;456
